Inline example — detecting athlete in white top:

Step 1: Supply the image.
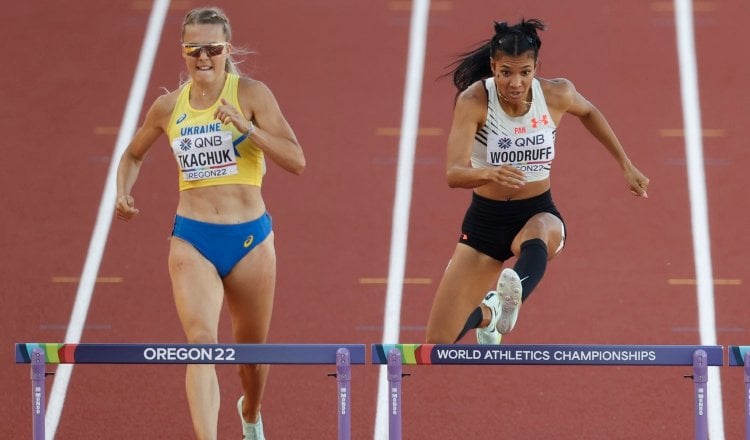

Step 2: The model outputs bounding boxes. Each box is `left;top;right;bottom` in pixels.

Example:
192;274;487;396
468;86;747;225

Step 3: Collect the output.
472;77;556;182
425;19;649;345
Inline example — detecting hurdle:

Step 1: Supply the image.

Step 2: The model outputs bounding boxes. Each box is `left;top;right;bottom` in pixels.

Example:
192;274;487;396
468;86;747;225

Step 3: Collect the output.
728;346;750;440
16;343;366;440
372;344;723;440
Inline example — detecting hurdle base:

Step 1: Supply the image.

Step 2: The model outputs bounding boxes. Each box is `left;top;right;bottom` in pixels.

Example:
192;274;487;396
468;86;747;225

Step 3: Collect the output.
30;347;47;440
691;349;708;440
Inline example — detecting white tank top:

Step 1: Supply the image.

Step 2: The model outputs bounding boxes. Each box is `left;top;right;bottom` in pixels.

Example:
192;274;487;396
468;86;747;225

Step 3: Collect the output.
471;77;557;182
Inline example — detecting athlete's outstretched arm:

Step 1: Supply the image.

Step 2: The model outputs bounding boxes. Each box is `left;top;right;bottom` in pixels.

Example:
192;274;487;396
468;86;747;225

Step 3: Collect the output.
557;79;649;197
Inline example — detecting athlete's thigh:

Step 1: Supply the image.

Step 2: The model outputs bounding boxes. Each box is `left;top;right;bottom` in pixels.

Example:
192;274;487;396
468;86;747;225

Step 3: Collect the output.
223;233;277;342
439;243;503;298
168;237;225;341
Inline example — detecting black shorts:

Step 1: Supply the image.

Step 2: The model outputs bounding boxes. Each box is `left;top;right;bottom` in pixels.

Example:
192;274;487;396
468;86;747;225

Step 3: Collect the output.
458;190;565;262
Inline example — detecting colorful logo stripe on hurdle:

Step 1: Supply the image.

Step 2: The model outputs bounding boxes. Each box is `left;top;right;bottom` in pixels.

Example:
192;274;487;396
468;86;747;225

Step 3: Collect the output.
16;343;77;363
373;344;436;364
728;345;750;366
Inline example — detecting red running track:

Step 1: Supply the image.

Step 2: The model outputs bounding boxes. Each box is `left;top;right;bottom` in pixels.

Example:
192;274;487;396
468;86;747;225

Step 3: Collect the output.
3;1;748;439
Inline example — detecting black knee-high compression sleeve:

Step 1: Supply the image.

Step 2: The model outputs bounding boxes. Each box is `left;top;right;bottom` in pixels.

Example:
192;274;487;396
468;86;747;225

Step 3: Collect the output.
514;238;548;302
454;307;483;342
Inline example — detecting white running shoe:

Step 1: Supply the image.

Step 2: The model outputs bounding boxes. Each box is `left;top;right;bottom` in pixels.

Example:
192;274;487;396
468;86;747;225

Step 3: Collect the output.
237;396;265;440
496;268;523;334
476;291;502;345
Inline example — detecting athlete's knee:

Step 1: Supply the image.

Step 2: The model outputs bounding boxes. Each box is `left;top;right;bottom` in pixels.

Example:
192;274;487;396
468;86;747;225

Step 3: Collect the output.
514;218;561;253
231;319;270;344
184;327;218;344
524;218;553;238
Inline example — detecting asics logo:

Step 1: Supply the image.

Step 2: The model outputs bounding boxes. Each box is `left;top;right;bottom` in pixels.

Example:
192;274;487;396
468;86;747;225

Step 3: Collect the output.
243;235;254;248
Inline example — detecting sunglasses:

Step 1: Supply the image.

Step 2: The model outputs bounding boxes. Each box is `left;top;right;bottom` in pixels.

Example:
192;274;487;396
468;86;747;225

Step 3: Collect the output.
181;42;228;58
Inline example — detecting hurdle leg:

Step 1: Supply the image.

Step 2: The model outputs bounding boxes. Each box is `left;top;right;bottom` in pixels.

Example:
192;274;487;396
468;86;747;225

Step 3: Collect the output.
744;352;750;440
336;348;351;440
692;349;708;440
387;348;402;440
31;347;46;440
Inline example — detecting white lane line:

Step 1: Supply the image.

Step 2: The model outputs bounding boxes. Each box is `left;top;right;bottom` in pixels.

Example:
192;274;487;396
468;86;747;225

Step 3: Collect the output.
373;0;430;438
673;0;724;439
44;1;170;437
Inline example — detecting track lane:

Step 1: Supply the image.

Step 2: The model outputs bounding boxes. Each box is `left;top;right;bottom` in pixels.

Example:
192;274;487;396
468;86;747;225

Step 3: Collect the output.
2;2;159;439
57;2;412;439
401;1;724;438
692;1;750;438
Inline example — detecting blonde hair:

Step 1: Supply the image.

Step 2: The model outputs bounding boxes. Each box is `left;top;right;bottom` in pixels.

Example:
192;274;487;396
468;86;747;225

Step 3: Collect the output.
181;7;243;75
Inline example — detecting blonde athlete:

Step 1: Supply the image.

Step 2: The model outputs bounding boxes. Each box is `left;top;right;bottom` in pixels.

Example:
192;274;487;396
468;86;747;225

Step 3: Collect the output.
425;19;648;345
116;7;304;440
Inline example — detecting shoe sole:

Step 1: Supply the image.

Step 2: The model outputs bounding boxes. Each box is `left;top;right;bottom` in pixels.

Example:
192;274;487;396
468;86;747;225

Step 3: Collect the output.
496;269;522;334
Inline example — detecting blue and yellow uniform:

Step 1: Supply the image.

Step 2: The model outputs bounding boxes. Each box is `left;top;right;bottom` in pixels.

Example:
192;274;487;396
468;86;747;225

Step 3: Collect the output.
167;73;272;277
168;73;265;189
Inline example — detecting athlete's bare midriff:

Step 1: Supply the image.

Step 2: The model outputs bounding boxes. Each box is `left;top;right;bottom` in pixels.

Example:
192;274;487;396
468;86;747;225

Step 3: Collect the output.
474;178;551;201
176;184;266;223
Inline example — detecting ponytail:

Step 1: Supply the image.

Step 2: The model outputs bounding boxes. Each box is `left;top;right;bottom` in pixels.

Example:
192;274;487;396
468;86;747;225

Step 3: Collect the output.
448;42;493;93
448;18;546;93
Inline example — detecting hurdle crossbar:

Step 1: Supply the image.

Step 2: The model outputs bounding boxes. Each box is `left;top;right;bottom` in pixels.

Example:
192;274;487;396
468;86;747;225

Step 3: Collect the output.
17;343;365;440
372;344;723;440
16;342;366;364
728;346;750;440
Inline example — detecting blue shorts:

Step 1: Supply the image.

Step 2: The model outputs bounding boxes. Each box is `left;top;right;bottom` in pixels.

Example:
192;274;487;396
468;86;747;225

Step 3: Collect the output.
172;212;273;278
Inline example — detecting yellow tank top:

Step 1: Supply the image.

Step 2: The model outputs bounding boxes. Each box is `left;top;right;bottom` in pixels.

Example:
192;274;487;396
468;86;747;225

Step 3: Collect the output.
167;73;264;190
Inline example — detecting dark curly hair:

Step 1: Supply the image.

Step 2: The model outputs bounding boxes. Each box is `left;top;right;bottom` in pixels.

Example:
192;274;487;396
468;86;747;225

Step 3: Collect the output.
449;19;546;92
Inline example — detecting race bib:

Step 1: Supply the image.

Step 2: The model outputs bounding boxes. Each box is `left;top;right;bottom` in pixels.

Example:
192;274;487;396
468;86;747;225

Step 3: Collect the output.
172;131;238;181
485;131;555;167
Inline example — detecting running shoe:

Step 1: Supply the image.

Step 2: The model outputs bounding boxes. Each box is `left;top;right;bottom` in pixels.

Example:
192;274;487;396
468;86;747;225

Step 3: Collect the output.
496;268;523;334
476;291;502;345
237;396;265;440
